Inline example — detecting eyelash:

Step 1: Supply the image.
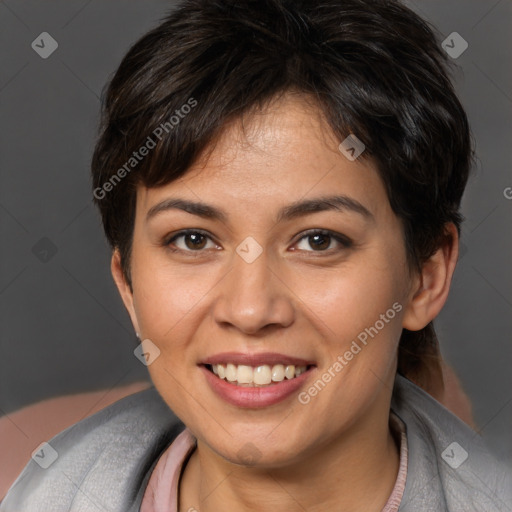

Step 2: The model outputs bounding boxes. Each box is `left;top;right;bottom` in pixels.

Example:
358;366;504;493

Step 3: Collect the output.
162;228;353;256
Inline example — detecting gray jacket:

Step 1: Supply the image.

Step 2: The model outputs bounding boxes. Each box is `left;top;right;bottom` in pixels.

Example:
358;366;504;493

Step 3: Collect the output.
1;374;511;511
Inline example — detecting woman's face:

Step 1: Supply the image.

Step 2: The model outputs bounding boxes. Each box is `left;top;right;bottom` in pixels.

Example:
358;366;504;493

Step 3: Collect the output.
116;94;419;467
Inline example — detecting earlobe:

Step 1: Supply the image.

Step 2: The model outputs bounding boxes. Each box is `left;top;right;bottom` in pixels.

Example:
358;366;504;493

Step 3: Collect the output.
110;249;140;334
402;223;459;331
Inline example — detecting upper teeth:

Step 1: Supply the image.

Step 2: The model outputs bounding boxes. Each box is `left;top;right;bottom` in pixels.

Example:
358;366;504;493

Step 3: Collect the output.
211;363;307;386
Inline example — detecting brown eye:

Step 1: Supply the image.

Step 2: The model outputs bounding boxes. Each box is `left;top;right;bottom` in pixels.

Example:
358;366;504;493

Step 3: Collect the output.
308;233;331;250
294;229;352;252
166;230;216;252
184;233;206;250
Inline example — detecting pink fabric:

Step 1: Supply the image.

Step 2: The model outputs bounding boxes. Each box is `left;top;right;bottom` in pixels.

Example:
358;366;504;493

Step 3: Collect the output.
382;412;408;512
140;428;197;512
141;412;408;512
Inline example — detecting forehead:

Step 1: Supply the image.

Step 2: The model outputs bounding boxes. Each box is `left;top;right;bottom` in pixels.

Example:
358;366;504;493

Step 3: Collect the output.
136;94;388;222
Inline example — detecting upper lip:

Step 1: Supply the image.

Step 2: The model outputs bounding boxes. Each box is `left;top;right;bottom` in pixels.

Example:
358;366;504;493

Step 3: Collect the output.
201;352;316;367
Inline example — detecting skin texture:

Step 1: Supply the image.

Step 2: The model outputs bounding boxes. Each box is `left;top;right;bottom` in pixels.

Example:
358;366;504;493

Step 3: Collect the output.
112;93;459;512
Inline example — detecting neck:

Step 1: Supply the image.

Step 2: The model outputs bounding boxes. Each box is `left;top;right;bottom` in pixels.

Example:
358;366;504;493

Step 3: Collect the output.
179;406;400;512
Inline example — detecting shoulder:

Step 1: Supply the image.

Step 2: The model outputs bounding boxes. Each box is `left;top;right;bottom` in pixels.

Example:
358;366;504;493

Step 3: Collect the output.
392;374;512;511
0;380;153;501
0;386;185;512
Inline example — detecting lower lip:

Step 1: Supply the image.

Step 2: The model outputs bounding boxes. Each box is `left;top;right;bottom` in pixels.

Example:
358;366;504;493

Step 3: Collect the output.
200;365;315;408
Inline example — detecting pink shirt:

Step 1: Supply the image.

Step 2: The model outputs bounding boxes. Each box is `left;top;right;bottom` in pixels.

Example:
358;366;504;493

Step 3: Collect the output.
141;412;408;512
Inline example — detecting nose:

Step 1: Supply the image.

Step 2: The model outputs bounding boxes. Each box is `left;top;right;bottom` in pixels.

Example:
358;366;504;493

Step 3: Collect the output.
212;247;295;335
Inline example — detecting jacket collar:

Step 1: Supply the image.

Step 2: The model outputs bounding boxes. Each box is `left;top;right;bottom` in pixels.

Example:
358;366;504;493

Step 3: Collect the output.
2;374;511;511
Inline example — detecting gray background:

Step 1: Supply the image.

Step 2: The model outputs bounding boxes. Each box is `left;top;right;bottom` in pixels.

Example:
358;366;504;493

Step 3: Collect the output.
0;0;511;465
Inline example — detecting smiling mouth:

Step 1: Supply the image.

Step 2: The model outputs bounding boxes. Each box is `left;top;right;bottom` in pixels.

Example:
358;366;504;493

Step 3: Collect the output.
204;363;315;387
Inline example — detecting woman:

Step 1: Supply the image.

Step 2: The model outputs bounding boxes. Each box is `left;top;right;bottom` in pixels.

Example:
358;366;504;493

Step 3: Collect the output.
2;0;511;511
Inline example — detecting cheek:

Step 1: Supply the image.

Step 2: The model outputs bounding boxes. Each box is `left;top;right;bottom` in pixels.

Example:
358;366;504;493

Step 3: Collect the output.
293;260;401;336
131;253;217;348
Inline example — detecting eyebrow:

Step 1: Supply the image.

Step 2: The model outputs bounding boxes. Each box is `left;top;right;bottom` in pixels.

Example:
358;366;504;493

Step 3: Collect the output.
145;194;374;224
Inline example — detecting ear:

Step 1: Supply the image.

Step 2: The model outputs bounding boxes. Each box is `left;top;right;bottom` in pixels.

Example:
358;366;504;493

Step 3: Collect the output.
402;223;459;331
111;248;141;335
